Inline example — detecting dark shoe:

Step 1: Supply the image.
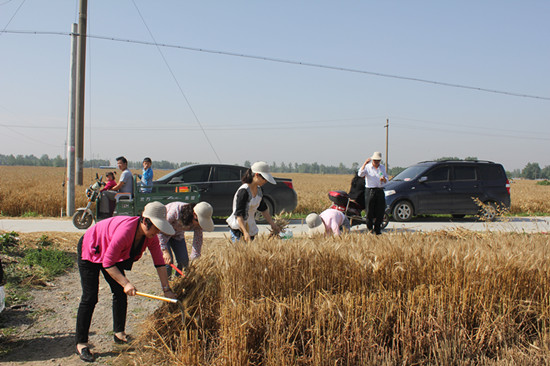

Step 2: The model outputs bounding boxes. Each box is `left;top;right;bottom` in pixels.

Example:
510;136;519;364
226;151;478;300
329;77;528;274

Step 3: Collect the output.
76;346;95;362
113;334;131;344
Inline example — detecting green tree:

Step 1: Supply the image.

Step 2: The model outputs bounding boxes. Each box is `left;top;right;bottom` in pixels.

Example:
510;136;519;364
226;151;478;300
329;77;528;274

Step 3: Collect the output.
522;162;541;179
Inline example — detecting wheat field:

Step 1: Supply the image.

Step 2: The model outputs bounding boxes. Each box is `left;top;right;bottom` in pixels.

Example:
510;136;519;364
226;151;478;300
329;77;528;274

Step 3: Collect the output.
122;231;550;365
0;166;549;217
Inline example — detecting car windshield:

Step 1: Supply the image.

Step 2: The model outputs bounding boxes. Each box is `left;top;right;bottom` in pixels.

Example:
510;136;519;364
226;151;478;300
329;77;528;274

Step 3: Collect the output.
391;165;428;181
156;169;181;181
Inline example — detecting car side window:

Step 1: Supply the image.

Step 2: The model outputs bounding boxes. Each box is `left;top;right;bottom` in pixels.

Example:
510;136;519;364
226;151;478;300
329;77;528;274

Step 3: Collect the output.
178;167;210;183
453;166;477;181
425;166;449;182
215;166;243;182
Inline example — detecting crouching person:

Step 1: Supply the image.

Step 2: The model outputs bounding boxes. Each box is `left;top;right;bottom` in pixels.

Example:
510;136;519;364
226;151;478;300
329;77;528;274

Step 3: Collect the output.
306;208;350;237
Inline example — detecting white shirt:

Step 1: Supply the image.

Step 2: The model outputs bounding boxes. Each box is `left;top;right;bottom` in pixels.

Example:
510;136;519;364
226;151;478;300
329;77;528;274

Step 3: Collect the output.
357;163;388;188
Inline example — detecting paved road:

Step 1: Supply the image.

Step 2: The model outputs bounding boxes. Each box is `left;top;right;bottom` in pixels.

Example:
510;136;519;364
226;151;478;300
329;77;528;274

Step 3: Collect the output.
1;216;549;237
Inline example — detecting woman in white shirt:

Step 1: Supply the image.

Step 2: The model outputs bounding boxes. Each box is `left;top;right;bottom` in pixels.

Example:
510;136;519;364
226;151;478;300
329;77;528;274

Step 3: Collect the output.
226;161;281;242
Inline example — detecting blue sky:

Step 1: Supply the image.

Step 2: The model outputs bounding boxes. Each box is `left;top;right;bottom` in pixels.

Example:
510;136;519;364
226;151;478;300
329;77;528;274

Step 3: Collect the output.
1;1;549;171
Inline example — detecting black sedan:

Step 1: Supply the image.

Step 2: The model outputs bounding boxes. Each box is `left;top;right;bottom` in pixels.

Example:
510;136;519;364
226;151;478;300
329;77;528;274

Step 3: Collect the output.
153;164;298;222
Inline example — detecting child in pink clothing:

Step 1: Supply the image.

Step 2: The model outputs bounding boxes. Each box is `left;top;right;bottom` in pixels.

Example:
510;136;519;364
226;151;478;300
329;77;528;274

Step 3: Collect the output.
101;171;117;192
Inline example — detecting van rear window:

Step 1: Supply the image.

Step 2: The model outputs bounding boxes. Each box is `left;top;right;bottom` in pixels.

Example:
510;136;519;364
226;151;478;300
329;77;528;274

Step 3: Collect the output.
479;165;505;181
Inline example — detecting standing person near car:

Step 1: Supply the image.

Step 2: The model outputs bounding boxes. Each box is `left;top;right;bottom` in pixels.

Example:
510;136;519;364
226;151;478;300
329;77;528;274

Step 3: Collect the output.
75;202;175;362
226;161;281;242
99;156;134;217
159;201;215;277
358;152;388;235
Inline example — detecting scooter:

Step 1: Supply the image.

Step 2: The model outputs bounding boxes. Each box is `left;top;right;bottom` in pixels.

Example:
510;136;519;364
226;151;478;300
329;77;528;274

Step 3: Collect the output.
72;174;104;230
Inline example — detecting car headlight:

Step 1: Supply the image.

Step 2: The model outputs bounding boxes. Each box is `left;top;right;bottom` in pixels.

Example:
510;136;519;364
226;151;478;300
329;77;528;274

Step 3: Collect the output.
384;189;396;197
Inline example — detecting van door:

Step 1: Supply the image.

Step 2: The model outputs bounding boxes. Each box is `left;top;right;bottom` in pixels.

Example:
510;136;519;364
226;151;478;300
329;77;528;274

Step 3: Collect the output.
450;165;482;213
414;165;453;214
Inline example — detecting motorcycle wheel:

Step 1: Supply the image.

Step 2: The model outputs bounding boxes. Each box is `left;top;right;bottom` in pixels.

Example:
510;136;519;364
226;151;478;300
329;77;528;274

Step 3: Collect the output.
73;210;93;230
380;213;390;229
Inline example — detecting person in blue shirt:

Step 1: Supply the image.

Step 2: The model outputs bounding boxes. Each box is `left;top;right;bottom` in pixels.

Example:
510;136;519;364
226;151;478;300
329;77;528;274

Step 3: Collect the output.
139;157;153;193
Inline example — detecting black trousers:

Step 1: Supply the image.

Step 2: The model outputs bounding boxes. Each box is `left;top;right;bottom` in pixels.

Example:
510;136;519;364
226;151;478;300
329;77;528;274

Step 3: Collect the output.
75;237;127;344
364;188;386;234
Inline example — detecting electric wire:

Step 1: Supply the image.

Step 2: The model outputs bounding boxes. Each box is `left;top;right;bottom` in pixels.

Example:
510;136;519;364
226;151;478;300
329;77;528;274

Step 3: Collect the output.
130;0;221;163
0;0;25;35
1;29;549;102
2;121;547;141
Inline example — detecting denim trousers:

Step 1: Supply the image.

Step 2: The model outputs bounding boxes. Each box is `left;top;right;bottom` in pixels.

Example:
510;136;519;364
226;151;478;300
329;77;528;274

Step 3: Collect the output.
165;236;189;277
229;228;255;243
75;237;127;344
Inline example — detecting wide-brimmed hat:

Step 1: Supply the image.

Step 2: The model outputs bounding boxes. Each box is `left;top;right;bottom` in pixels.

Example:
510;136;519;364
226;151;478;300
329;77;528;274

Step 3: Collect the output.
194;202;215;232
142;202;175;235
371;151;382;161
251;161;276;184
306;213;325;237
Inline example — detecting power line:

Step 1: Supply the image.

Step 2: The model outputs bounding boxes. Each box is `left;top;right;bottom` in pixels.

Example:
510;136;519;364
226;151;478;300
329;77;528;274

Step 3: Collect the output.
130;0;221;163
0;0;26;35
2;29;549;101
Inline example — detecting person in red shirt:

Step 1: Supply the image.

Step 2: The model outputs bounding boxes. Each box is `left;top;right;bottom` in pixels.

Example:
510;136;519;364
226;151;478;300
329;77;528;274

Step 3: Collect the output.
100;171;116;192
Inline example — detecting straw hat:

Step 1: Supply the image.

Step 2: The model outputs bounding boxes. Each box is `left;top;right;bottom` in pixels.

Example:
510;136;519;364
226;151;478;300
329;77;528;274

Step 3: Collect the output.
371;152;382;160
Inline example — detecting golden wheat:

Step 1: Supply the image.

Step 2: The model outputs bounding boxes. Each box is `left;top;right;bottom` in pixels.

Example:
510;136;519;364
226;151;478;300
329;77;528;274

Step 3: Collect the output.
0;167;549;217
124;231;550;365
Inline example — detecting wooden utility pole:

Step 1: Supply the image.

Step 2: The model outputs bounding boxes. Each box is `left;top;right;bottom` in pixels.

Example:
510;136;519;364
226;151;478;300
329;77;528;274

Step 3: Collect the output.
385;118;389;171
75;0;88;185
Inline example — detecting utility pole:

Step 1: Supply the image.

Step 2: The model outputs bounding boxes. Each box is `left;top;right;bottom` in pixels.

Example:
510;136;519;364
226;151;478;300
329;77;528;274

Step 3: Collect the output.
385;118;389;171
66;23;78;216
75;0;88;185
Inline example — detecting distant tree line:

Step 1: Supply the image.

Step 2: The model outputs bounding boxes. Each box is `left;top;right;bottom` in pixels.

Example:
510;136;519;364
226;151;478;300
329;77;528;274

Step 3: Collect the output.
0;154;193;170
1;154;549;179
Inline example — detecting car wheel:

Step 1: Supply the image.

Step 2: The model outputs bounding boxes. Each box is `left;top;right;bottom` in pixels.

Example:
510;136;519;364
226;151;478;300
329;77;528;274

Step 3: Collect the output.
73;210;93;229
392;201;413;222
452;214;466;219
254;198;274;224
479;201;498;221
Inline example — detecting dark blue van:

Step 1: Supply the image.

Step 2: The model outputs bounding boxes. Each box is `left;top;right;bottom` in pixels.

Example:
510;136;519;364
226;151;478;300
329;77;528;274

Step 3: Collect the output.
384;160;510;221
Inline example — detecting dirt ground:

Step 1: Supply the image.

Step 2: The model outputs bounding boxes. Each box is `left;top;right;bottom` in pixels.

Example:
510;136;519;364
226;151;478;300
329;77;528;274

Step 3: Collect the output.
0;233;177;366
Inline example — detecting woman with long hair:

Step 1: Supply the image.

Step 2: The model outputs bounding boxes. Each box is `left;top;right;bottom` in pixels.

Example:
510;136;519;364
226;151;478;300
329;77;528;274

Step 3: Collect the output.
226;161;281;242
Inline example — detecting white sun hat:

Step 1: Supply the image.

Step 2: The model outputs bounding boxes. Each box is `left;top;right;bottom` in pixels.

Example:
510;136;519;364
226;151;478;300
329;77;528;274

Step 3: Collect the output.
194;202;215;232
251;161;276;184
306;213;325;237
142;202;175;236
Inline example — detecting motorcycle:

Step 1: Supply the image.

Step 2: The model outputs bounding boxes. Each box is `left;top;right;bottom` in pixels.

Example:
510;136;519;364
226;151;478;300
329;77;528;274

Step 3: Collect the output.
328;190;389;230
72;174;104;230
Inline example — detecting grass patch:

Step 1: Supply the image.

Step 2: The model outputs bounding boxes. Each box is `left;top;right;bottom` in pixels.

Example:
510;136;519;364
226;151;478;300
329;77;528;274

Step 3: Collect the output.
23;248;73;278
0;233;75;308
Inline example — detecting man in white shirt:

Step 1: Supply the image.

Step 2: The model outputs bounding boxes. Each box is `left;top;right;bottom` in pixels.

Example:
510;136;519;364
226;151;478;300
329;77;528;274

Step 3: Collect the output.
357;151;388;235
